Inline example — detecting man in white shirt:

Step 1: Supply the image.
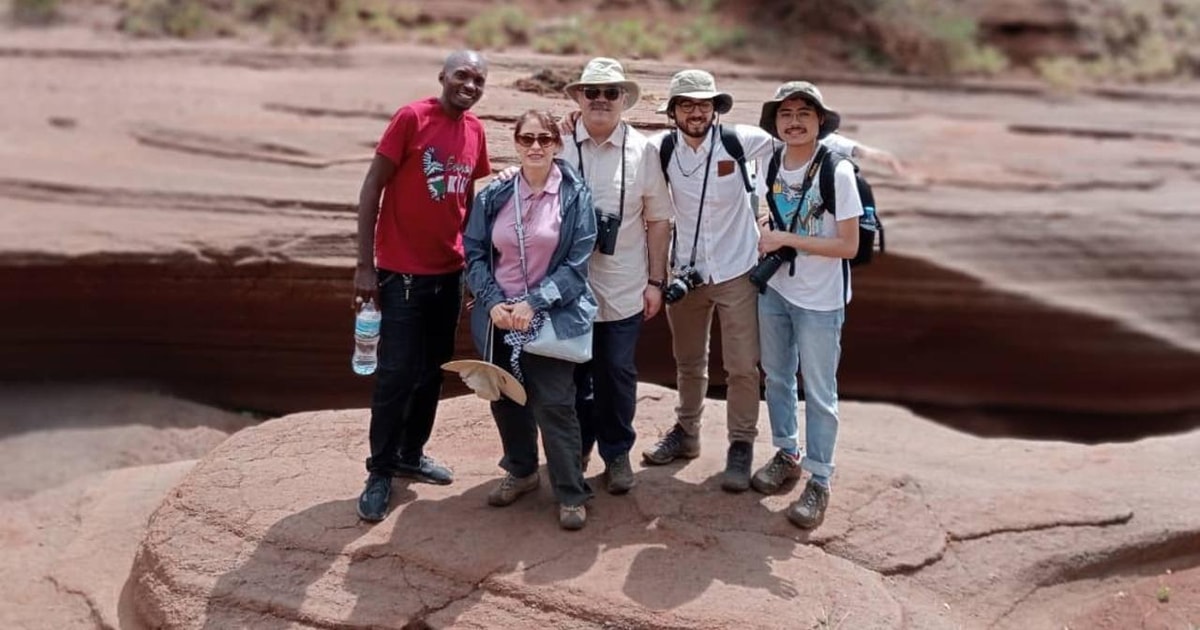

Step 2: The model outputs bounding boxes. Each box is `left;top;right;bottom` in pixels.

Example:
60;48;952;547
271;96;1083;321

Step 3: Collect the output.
748;81;862;530
641;69;890;493
560;58;674;495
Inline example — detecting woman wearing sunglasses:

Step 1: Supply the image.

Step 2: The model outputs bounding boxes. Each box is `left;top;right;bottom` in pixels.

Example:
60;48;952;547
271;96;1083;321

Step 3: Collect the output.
463;110;598;530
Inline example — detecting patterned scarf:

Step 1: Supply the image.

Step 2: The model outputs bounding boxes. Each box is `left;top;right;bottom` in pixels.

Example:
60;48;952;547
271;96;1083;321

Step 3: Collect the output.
502;295;549;383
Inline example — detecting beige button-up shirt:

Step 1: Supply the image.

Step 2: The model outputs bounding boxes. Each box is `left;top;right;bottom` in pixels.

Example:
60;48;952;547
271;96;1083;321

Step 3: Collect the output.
562;120;673;322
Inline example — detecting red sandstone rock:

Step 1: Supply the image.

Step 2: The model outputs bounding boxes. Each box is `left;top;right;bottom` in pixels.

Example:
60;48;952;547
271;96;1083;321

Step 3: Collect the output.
0;33;1197;437
130;386;1200;629
0;461;195;630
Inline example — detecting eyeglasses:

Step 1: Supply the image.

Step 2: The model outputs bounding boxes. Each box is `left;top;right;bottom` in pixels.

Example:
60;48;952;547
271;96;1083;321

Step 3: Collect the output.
675;100;714;114
583;87;623;102
515;133;557;148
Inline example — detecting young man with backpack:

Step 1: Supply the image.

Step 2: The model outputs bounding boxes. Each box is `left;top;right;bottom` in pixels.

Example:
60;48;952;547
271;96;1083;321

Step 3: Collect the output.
641;70;865;492
749;81;863;529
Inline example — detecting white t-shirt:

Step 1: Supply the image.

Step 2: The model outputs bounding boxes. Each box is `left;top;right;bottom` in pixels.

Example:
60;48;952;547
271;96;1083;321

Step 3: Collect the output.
759;154;863;311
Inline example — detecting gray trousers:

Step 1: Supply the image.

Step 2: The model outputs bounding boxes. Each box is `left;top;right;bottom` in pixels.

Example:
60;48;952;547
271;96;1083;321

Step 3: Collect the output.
491;334;592;507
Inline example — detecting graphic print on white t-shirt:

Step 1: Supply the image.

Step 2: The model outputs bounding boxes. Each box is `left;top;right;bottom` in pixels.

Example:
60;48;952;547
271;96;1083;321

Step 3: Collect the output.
771;163;822;242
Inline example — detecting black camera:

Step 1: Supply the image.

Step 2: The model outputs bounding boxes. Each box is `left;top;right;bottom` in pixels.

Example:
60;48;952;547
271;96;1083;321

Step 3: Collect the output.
595;212;620;256
748;247;797;293
663;266;705;304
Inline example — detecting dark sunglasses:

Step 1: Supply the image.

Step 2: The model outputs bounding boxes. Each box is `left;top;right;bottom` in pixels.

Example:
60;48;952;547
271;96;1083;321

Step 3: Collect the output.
583;87;623;102
515;133;557;148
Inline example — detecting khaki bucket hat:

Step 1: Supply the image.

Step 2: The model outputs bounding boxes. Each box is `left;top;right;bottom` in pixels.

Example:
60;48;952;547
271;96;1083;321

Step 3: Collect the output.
442;359;527;405
656;69;733;114
759;81;841;140
563;57;641;111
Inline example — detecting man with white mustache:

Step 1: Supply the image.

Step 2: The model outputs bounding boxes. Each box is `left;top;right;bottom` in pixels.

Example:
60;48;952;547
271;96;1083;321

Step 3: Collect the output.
558;58;674;496
642;69;897;494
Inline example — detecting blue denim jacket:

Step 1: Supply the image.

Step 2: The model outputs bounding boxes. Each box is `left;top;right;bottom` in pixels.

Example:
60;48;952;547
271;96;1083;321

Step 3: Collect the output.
464;159;598;360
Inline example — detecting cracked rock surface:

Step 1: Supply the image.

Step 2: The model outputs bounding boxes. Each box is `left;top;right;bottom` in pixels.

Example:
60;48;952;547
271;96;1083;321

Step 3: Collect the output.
131;387;1200;629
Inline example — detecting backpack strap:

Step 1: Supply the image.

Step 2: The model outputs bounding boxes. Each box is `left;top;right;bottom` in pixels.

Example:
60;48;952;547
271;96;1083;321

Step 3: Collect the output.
818;150;854;307
659;131;676;186
763;147;785;230
718;124;753;193
818;150;844;218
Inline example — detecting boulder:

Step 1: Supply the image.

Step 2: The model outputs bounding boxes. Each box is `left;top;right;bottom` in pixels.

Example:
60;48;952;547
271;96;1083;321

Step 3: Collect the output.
0;461;196;630
130;385;1200;628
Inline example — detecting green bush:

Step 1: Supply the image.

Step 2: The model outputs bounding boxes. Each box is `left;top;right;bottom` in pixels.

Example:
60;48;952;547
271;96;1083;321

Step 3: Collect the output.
11;0;59;25
464;7;531;50
119;0;232;38
682;14;747;60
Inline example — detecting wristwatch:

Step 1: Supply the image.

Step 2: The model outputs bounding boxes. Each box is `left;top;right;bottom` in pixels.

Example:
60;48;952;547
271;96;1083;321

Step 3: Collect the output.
647;279;666;289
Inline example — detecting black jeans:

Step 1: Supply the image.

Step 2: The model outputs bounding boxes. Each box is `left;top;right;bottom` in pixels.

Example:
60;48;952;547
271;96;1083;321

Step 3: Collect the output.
491;333;591;507
366;269;462;475
575;312;643;463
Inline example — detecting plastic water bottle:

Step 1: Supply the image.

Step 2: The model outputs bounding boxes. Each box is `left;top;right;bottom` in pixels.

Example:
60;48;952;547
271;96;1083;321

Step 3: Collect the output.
352;300;381;375
861;205;879;233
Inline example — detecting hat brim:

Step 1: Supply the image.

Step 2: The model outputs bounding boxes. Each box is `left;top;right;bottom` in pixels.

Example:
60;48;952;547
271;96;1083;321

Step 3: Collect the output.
656;91;733;115
442;359;527;406
563;80;641;111
759;95;841;140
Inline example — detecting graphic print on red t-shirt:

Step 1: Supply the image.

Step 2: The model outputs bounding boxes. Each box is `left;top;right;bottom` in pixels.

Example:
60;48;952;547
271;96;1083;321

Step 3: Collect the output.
374;97;491;275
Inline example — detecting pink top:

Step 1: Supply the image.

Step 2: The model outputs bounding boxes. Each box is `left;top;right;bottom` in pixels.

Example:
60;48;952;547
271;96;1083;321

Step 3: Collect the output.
492;165;564;299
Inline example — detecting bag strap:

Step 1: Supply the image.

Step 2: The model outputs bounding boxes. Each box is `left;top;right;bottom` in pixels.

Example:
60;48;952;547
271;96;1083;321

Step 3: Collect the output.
512;178;540;302
819;150;852;218
659;131;676;186
718;124;752;193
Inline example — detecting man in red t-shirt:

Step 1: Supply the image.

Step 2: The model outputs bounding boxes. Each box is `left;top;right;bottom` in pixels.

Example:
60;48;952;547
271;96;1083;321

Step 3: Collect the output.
352;50;492;522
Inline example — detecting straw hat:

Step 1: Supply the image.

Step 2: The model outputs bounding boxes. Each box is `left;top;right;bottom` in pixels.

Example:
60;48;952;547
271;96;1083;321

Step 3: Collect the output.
563;57;641;111
655;69;733;115
758;81;842;140
442;360;527;405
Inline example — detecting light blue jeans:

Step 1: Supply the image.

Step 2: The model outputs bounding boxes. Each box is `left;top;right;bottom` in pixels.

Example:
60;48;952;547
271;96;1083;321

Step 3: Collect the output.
758;287;844;485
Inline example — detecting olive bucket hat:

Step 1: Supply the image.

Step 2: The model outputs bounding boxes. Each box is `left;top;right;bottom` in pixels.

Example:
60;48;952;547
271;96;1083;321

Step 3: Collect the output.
759;81;841;140
656;69;733;115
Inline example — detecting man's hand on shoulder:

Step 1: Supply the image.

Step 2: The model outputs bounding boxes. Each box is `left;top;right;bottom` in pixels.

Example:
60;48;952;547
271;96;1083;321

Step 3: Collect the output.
854;144;904;176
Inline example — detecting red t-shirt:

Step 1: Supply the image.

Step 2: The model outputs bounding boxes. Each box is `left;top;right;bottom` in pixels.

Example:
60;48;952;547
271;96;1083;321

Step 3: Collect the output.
374;97;491;274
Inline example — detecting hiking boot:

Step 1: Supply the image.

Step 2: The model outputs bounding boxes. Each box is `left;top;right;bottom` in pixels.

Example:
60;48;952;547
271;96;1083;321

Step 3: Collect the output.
721;441;754;493
787;480;831;529
559;504;587;531
751;449;802;495
394;454;454;485
356;472;392;522
641;424;700;465
487;472;540;507
604;452;636;495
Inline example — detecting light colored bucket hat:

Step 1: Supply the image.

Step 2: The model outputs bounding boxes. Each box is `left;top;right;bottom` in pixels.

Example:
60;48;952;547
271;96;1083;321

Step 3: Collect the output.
656;69;733;114
563;57;641;111
759;81;841;140
442;359;527;405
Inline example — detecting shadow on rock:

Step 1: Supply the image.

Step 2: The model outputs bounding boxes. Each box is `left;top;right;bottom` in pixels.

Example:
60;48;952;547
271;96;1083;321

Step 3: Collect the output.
199;488;416;630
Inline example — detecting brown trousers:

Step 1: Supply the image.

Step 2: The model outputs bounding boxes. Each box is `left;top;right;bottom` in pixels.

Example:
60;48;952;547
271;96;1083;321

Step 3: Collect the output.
665;272;760;444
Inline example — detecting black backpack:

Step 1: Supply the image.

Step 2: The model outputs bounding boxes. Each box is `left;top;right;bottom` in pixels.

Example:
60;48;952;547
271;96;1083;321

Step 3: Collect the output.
764;148;884;267
659;125;753;194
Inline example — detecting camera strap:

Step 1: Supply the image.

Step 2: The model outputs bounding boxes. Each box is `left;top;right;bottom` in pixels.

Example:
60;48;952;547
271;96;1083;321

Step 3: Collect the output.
572;121;627;225
765;145;827;236
669;127;717;271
